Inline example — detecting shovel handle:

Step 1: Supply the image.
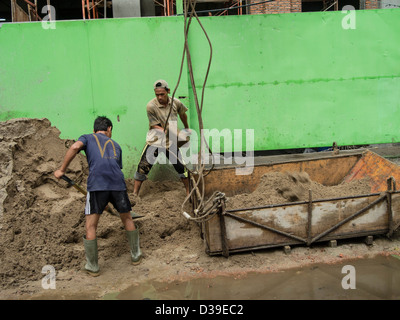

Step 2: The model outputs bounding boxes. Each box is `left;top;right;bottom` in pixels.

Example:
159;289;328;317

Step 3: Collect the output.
61;175;87;196
61;175;74;184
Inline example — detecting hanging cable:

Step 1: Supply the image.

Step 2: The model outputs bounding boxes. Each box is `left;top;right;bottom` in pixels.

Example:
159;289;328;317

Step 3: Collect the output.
175;0;224;223
157;0;223;223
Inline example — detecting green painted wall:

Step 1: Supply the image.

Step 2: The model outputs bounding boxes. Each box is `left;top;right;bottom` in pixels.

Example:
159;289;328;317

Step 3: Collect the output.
187;9;400;151
0;17;189;177
1;9;400;178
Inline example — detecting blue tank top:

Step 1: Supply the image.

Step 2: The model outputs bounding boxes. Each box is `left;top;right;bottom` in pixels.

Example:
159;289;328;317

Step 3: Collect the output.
78;133;127;192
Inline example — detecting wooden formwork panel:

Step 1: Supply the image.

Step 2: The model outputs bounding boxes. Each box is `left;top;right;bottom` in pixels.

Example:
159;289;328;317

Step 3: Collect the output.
205;193;400;255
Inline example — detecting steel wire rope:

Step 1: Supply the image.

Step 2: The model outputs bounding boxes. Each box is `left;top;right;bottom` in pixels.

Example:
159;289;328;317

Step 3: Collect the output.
156;2;204;217
155;0;222;222
180;0;212;221
179;0;207;219
178;0;224;222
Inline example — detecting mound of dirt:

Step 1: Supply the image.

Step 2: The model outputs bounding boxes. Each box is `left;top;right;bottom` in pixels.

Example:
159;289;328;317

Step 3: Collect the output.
0;118;89;288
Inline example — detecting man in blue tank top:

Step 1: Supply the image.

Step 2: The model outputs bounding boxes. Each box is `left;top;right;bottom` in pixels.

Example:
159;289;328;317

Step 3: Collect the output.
54;116;142;276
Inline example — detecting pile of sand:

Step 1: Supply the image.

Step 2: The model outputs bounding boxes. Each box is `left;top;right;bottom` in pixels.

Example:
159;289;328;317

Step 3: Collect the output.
0;118;372;290
226;171;371;210
0;118;89;288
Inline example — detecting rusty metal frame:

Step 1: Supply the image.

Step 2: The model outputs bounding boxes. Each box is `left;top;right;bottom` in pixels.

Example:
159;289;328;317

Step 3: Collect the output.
154;0;174;16
21;0;42;21
82;0;107;19
216;0;243;16
214;177;399;257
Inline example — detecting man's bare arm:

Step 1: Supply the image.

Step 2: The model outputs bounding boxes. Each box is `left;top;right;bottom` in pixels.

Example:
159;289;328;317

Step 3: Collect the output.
179;113;189;129
54;140;84;179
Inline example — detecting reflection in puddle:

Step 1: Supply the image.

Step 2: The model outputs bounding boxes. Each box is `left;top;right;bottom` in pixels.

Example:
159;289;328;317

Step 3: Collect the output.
111;255;400;300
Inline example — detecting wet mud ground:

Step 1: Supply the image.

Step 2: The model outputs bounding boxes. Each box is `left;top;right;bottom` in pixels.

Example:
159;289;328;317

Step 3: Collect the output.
111;254;400;300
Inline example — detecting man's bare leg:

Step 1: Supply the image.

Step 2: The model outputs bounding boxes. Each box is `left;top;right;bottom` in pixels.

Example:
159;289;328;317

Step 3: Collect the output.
133;179;143;196
85;213;100;240
83;213;101;276
181;177;190;196
120;212;136;231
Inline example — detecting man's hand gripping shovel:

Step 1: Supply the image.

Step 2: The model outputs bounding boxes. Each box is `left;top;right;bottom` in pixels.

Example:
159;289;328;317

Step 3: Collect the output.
60;175;143;219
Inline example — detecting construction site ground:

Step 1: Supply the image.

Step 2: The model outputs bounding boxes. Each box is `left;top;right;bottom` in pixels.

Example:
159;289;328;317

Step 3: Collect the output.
0;118;399;300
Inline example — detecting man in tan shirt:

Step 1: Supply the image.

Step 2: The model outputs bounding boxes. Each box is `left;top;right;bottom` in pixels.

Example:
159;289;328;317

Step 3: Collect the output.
133;80;190;196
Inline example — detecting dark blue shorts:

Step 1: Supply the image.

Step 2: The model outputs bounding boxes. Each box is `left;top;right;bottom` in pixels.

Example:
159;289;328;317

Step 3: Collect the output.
85;190;132;215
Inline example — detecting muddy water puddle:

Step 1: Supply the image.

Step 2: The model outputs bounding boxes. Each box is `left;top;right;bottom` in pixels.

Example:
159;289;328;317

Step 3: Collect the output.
107;255;400;300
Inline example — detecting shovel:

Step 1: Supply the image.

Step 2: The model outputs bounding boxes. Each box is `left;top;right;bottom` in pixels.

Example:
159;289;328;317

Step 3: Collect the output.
61;175;143;219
